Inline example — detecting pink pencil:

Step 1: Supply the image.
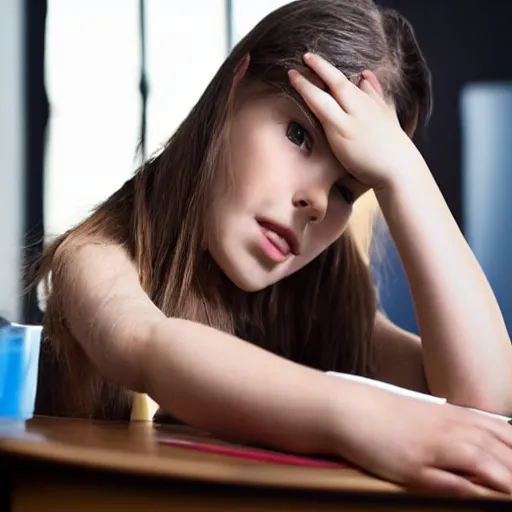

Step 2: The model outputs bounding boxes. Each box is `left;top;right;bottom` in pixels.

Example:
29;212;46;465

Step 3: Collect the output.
159;438;349;469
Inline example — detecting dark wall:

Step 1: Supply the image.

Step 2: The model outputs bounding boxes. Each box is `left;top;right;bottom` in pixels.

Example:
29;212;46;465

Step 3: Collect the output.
377;0;512;228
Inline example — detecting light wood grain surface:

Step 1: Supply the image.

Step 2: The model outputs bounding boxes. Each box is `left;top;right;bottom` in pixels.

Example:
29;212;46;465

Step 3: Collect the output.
1;416;510;511
0;416;398;493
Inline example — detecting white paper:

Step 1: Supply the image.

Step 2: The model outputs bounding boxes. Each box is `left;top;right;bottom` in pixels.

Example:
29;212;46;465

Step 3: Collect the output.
326;371;511;423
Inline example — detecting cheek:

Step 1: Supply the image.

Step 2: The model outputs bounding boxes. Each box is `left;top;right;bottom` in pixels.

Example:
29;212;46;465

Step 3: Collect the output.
312;220;348;253
304;202;351;257
229;136;295;206
322;200;352;241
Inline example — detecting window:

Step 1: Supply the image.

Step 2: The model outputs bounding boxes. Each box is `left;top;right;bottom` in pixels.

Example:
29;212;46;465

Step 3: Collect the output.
44;0;291;239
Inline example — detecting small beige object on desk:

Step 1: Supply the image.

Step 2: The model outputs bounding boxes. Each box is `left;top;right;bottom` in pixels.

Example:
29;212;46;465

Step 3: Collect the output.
130;392;160;421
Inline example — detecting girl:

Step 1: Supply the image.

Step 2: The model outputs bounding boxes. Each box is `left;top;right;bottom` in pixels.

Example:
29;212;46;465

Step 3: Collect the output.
32;0;512;497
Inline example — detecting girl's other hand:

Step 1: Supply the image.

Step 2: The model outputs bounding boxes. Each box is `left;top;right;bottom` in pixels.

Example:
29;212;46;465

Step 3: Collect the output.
330;384;512;497
288;53;426;191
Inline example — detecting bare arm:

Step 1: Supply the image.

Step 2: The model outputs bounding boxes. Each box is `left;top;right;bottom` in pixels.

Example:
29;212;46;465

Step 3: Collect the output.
375;163;512;415
51;241;512;495
372;312;428;393
55;242;343;453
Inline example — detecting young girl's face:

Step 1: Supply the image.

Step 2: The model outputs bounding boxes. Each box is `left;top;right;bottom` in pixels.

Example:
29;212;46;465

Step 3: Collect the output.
208;82;361;292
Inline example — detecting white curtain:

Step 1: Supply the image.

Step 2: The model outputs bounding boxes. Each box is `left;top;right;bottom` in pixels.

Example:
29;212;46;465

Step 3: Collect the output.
44;0;292;239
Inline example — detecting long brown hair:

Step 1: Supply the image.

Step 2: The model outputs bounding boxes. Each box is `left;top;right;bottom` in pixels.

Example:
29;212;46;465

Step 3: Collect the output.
31;0;432;418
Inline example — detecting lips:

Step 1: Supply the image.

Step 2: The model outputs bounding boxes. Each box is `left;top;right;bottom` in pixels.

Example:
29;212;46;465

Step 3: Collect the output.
261;225;291;256
257;220;300;256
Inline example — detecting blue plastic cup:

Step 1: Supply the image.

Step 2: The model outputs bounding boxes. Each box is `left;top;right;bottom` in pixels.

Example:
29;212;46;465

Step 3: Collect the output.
0;323;43;421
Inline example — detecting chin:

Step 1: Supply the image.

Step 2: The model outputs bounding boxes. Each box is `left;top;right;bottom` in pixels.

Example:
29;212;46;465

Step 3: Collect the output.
209;243;293;293
224;269;273;293
216;258;279;293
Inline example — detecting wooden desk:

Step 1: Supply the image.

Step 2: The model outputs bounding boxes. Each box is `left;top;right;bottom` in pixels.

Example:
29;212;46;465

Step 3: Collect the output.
0;416;509;511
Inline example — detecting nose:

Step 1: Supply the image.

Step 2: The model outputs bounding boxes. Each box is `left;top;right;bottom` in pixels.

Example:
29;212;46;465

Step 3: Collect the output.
292;187;328;223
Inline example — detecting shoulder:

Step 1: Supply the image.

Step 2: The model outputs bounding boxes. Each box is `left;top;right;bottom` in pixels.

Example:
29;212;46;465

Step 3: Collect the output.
46;238;161;364
53;239;138;284
49;239;146;317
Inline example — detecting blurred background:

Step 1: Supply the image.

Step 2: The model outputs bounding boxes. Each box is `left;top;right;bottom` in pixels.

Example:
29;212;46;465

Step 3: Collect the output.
1;0;511;334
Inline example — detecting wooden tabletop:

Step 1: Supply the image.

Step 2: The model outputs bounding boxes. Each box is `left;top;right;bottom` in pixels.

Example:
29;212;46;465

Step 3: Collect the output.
0;416;510;506
0;416;400;495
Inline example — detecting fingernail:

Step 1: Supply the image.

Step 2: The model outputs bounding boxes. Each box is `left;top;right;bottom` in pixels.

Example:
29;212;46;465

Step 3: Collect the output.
288;69;300;82
303;52;313;61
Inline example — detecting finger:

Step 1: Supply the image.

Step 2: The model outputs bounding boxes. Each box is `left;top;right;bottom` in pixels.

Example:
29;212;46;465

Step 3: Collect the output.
460;407;512;450
303;53;364;113
360;70;384;97
437;444;512;495
300;68;327;91
468;429;512;485
359;79;384;110
482;439;512;486
359;76;384;106
487;420;512;449
410;467;503;499
288;69;347;128
359;73;398;120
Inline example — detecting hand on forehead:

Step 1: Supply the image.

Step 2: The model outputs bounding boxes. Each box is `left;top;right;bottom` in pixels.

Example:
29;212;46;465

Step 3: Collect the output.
301;65;384;98
300;61;395;115
299;68;328;90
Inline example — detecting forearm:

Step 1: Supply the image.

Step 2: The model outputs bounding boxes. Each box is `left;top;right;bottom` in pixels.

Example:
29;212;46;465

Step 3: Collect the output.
61;241;340;455
376;162;512;413
141;317;338;454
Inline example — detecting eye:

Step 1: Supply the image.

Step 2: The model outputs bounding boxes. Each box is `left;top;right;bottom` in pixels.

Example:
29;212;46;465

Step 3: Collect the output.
286;121;312;152
334;183;355;205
